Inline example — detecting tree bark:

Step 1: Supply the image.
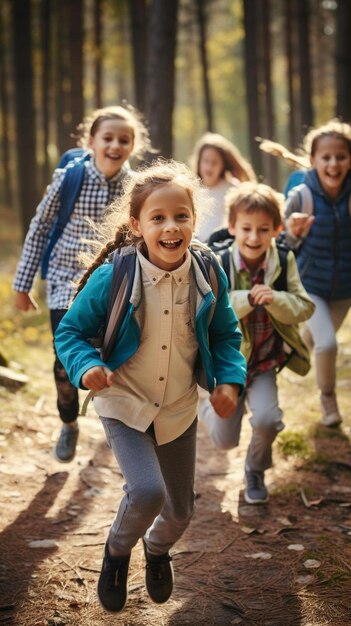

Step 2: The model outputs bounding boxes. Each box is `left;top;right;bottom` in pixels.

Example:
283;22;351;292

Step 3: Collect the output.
243;0;262;175
129;0;148;112
0;3;12;206
11;0;40;236
196;0;213;132
145;0;179;159
41;0;51;183
94;0;103;109
68;0;84;133
335;0;351;120
297;0;313;130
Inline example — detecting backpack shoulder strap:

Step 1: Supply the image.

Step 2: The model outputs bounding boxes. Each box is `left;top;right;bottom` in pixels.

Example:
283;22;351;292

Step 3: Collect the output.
297;183;314;217
273;243;289;292
41;160;86;278
57;148;90;169
216;246;234;290
57;160;86;228
101;247;137;362
190;246;220;297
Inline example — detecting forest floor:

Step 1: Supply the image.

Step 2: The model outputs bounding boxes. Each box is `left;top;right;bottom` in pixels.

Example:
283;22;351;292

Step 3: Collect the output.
1;207;351;626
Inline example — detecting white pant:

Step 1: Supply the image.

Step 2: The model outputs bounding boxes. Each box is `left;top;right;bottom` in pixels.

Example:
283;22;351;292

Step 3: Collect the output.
198;370;284;472
303;295;351;394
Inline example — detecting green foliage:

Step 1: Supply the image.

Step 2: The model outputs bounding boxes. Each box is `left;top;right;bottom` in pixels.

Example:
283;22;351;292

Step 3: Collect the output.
277;429;313;459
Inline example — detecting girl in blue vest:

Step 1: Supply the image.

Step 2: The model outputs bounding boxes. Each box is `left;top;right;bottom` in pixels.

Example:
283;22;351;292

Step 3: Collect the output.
54;159;246;613
13;104;152;463
285;119;351;427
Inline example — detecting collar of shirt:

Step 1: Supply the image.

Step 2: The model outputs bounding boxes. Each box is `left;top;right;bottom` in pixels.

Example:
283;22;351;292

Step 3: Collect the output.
136;247;191;286
89;159;129;185
238;250;268;276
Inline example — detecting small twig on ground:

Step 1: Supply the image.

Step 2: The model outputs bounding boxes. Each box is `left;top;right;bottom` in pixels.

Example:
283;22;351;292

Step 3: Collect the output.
58;556;86;586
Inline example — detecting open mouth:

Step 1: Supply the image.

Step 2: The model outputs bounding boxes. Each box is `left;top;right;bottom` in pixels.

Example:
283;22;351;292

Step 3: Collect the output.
159;239;182;249
107;154;121;161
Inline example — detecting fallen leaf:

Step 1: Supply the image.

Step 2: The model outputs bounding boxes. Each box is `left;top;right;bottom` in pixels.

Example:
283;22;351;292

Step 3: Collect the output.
304;559;321;569
288;544;305;551
295;575;314;585
245;552;272;560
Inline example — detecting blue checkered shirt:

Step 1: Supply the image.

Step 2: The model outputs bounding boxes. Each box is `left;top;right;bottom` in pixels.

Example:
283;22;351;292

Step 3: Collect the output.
13;160;130;309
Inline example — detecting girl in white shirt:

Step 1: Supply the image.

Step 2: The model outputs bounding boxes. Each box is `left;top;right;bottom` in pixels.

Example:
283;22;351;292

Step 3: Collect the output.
190;132;256;241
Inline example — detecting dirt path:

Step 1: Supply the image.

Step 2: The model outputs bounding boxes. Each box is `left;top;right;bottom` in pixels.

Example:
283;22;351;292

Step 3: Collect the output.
1;310;351;626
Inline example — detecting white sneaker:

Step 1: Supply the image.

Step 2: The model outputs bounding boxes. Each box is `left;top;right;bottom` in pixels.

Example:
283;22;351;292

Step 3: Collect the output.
320;392;342;427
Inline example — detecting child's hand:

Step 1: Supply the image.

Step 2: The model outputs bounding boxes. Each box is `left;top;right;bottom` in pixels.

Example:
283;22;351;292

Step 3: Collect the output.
82;366;114;391
249;284;274;306
286;212;314;238
14;292;39;311
210;383;240;418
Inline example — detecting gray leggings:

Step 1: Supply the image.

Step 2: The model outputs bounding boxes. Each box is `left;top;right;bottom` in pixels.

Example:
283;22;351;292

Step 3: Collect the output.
198;370;284;473
100;417;197;557
303;295;351;394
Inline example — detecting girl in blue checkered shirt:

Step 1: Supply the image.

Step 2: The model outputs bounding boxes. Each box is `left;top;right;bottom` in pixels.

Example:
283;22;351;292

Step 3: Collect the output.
13;104;151;463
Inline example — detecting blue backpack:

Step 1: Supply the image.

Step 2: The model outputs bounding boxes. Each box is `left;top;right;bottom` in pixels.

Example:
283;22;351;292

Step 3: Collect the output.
80;243;220;414
101;244;220;362
40;148;91;279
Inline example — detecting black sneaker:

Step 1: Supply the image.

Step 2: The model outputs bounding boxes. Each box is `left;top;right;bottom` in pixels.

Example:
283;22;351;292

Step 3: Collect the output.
143;539;174;604
54;423;79;462
97;543;130;613
244;469;269;504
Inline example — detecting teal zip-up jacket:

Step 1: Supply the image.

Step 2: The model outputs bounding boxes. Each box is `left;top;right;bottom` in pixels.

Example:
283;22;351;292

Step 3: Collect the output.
54;249;247;393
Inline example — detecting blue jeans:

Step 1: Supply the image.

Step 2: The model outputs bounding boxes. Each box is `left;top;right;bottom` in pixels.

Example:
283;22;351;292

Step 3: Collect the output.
50;309;79;423
100;417;197;556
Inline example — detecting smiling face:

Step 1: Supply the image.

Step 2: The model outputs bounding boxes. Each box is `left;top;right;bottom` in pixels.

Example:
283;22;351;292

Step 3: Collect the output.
130;182;195;271
311;135;351;199
89;118;134;179
230;209;279;271
198;146;225;187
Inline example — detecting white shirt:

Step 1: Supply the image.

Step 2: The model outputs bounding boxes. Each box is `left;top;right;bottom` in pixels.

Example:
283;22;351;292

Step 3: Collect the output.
93;249;199;444
196;179;237;242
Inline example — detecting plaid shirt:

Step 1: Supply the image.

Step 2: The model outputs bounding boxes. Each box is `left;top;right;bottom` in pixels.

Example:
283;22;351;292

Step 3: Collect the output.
239;255;285;387
13;160;130;309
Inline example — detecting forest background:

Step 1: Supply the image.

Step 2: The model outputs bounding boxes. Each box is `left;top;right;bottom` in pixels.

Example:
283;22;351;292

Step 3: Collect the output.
1;0;351;238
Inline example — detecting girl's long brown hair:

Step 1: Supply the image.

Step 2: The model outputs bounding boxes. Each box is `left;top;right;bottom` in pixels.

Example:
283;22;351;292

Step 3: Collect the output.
189;132;257;183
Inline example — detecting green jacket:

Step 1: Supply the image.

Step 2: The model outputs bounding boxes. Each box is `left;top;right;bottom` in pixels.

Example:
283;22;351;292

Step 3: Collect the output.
226;241;315;376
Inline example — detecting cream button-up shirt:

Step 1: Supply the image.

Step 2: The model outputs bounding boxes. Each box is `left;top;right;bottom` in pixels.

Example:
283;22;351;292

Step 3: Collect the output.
93;249;199;444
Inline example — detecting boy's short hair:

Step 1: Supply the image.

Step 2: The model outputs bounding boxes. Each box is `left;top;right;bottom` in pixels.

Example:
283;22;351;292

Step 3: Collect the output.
226;182;284;230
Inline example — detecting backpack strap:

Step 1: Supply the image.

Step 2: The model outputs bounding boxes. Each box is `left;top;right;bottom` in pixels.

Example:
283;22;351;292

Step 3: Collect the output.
80;247;136;416
297;184;314;217
216;247;234;290
41;160;86;279
273;243;289;292
101;248;137;362
57;148;90;169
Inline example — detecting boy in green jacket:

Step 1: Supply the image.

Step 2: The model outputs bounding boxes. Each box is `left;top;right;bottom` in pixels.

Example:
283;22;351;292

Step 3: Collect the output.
199;182;315;504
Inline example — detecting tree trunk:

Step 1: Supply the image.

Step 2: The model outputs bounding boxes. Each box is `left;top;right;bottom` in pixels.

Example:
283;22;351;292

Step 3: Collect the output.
243;0;262;175
68;0;84;133
129;0;148;112
94;0;103;109
145;0;179;159
56;0;73;154
0;3;12;206
11;0;40;236
196;0;213;132
41;0;51;183
285;0;297;149
336;0;351;120
259;0;277;186
297;0;313;130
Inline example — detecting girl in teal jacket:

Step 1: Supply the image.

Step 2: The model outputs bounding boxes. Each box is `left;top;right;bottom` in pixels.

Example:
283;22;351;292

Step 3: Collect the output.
55;159;246;614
